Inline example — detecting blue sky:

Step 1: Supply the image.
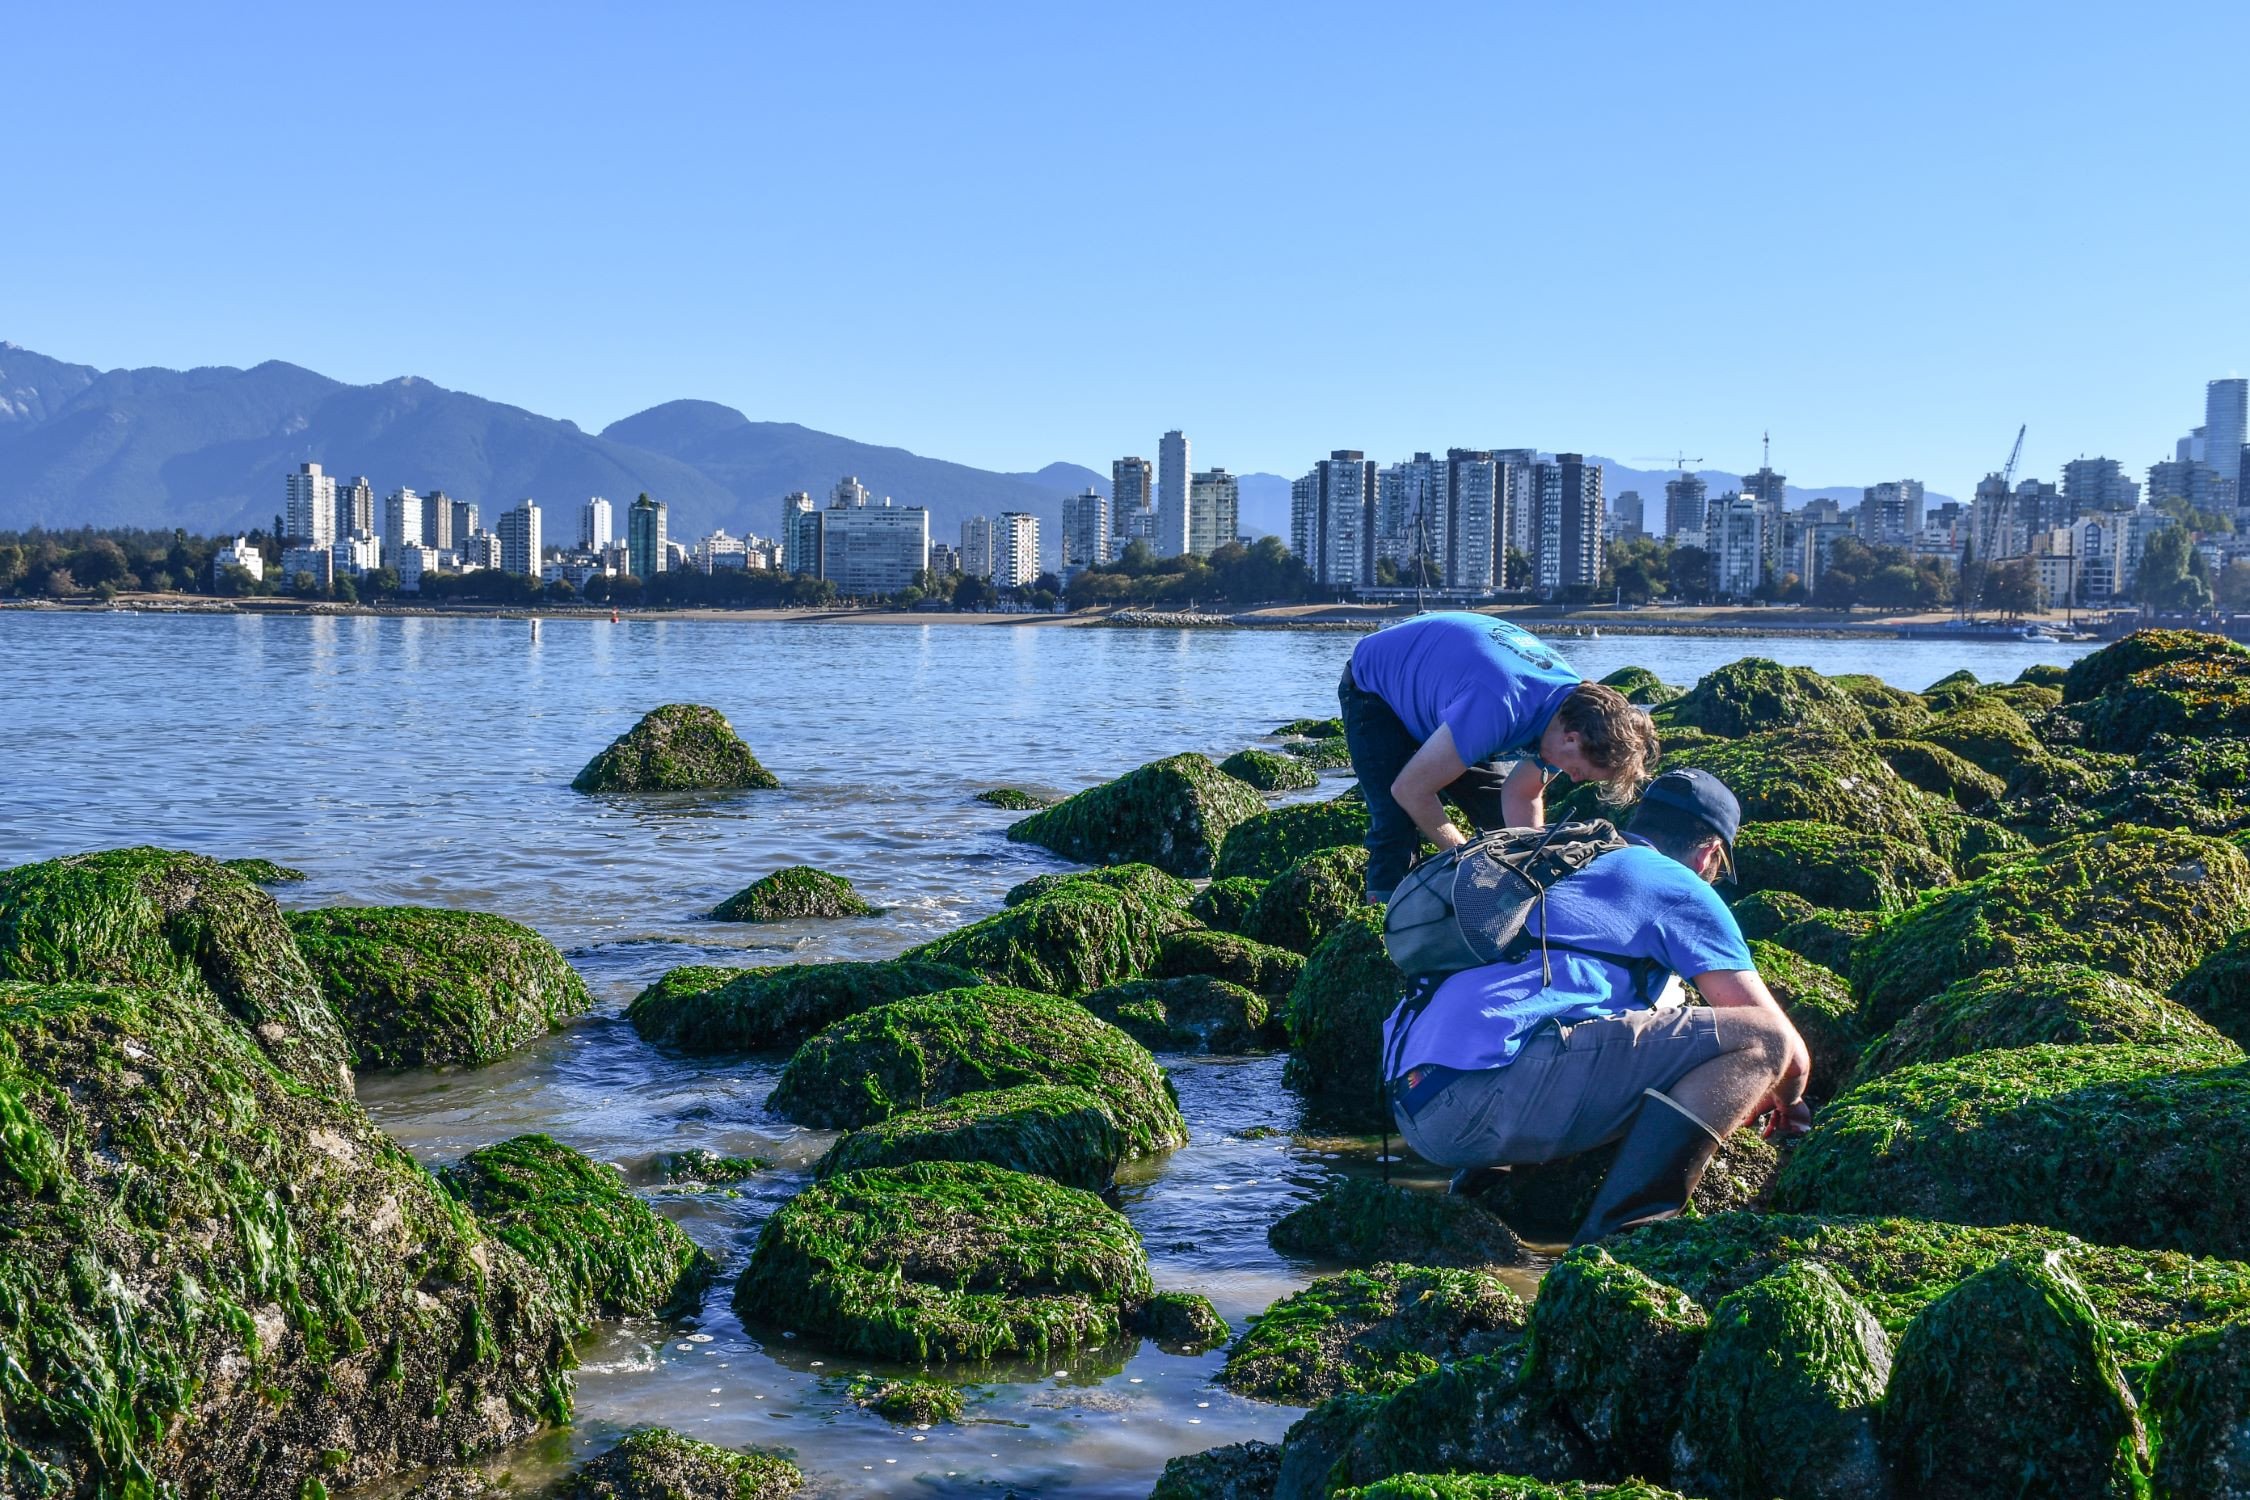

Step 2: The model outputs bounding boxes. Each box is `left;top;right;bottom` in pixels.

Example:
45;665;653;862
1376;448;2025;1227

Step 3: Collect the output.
10;1;2246;496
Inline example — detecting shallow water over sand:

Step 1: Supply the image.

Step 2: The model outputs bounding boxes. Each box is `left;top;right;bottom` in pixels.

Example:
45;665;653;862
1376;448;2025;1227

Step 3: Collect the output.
0;611;2088;1496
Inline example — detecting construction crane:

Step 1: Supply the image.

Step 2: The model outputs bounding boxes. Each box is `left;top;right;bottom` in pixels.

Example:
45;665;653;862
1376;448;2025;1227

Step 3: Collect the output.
2001;424;2026;488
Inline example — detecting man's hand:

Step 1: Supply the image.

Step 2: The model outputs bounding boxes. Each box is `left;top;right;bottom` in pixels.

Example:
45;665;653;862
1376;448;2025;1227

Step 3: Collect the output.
1391;727;1472;846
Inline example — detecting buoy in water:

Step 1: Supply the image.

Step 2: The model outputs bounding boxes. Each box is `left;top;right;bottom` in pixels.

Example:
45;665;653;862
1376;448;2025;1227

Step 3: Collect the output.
611;608;619;624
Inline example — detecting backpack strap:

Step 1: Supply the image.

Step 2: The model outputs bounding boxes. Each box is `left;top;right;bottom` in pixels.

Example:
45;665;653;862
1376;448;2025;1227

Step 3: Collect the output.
1499;930;1672;1006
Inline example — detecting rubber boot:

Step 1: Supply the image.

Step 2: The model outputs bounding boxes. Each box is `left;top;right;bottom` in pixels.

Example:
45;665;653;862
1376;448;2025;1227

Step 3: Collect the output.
1570;1089;1725;1248
1449;1165;1509;1198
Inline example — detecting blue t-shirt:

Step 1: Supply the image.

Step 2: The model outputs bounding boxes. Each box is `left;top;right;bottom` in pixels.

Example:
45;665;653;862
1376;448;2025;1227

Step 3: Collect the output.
1381;839;1756;1075
1348;613;1581;767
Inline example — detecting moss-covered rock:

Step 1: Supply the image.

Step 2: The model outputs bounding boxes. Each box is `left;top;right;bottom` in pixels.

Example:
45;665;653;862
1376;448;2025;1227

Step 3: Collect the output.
2000;735;2250;845
1596;665;1680;707
1831;673;1934;738
814;1084;1125;1192
1222;1264;1526;1404
731;1160;1153;1362
1670;1261;1891;1500
1881;1256;2149;1500
2147;1316;2250;1500
2063;628;2250;703
1849;962;2240;1088
440;1133;715;1321
1281;912;1400;1130
1004;862;1194;910
1138;1291;1231;1349
1658;658;1873;740
1156;928;1304;1001
626;958;978;1055
1730;890;1874;975
1850;825;2250;1032
1242;846;1369;955
1770;1044;2250;1257
1661;731;1965;863
1988;681;2064;715
288;906;593;1070
1079;975;1271;1054
709;866;875;921
2176;931;2250;1049
906;865;1192;997
1331;1480;1689;1500
569;1427;800;1500
1216;798;1372;882
1223;748;1322;793
2078;658;2250;751
659;1149;767;1184
1191;876;1271;934
0;846;353;1095
1007;753;1267;877
1875;739;2005;810
848;1376;965;1425
1152;1441;1284;1500
1916;699;2045;779
1277;716;1346;739
1269;1179;1525;1269
0;980;576;1497
1283;736;1353;769
768;985;1188;1155
223;856;308;884
1524;1249;1707;1478
571;704;778;793
1731;820;1953;913
1470;1130;1780;1246
2018;662;2070;689
1749;940;1864;1103
976;787;1053;810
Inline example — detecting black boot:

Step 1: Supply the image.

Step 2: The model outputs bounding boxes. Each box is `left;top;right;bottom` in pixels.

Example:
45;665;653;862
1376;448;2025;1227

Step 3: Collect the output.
1570;1090;1725;1248
1449;1165;1509;1198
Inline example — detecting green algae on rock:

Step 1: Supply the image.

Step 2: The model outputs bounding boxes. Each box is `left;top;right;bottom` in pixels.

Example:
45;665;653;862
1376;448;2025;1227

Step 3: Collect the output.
1277;716;1346;739
1657;658;1873;740
1847;962;2240;1088
1222;748;1322;793
1214;798;1371;882
2001;735;2250;845
768;985;1188;1155
906;866;1192;996
287;905;594;1069
1242;845;1369;955
1831;673;1935;738
1155;927;1304;1001
1523;1248;1707;1479
0;979;576;1498
2174;930;2250;1047
709;866;876;921
1332;1479;1690;1500
1221;1264;1526;1404
2146;1316;2250;1500
975;787;1053;810
813;1083;1125;1192
1282;912;1401;1130
568;1427;801;1500
1282;735;1353;769
1152;1441;1285;1500
1596;665;1680;707
0;845;353;1094
660;1148;768;1184
223;856;309;884
1004;862;1194;909
1670;1261;1892;1500
1880;1256;2149;1500
1189;875;1270;934
1138;1291;1232;1349
1078;975;1271;1054
1731;890;1874;976
1660;730;1964;863
1730;819;1952;913
1269;1178;1526;1270
571;704;779;793
848;1375;966;1424
2076;658;2250;751
1006;753;1266;877
1874;738;2005;810
439;1133;716;1321
1850;824;2250;1031
626;958;978;1055
1747;939;1864;1103
2063;627;2250;702
1915;698;2046;779
732;1160;1153;1362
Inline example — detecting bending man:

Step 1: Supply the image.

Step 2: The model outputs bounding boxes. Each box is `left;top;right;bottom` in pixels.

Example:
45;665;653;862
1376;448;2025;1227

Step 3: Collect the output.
1340;612;1658;903
1381;769;1812;1246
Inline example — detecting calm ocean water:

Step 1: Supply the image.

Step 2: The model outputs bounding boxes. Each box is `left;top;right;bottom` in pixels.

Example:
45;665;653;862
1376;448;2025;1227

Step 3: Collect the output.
0;611;2090;1497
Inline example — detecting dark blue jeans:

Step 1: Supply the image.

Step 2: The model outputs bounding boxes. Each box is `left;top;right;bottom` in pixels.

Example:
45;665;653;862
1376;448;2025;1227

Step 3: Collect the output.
1339;663;1514;900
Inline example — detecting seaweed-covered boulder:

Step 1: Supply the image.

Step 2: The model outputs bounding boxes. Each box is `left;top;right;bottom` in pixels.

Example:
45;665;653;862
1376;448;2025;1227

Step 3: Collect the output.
1156;928;1304;1000
1661;731;1963;862
626;958;977;1054
1731;820;1952;913
1007;753;1266;877
659;1149;766;1185
1277;716;1346;739
1748;940;1864;1102
906;865;1192;997
0;846;353;1094
569;1427;800;1500
1282;912;1400;1130
2177;932;2250;1048
1273;1357;1590;1500
1270;1179;1526;1269
1850;825;2250;1032
1216;798;1372;882
1916;699;2045;779
709;866;875;921
1079;975;1271;1054
1989;680;2064;715
1659;659;1873;740
440;1133;716;1320
1191;875;1270;934
813;1084;1124;1192
1224;748;1322;793
1597;665;1680;707
1881;1256;2149;1500
0;980;575;1496
976;786;1053;810
731;1160;1153;1361
1770;1044;2250;1257
1470;1130;1780;1245
1153;1442;1285;1500
1525;1249;1707;1478
2001;735;2250;845
1004;862;1194;909
1283;736;1353;769
1223;1265;1527;1404
287;906;594;1069
1831;674;1934;739
1849;963;2240;1088
2078;659;2250;751
1671;1261;1892;1500
1243;846;1369;955
1874;739;2004;810
2147;1316;2250;1500
768;986;1188;1155
2018;662;2070;689
223;856;308;884
1332;1480;1689;1500
1138;1290;1232;1348
1731;889;1874;976
2064;628;2250;703
571;704;778;793
849;1375;965;1424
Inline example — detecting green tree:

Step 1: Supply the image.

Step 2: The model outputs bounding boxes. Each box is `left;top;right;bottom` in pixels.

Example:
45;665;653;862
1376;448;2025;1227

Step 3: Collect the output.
1981;558;2042;620
2135;524;2212;612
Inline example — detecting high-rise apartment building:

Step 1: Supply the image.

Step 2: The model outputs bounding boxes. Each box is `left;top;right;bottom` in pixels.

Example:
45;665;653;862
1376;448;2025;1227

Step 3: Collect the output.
382;488;422;562
815;499;928;596
496;500;542;577
1707;492;1766;598
1494;449;1539;560
452;499;479;541
1156;430;1191;557
1534;454;1604;596
1610;491;1645;539
2147;458;2226;512
333;474;374;539
457;532;503;571
1188;468;1239;556
2061;457;2139;513
421;490;456;552
2208;379;2247;503
779;492;815;572
285;462;337;548
832;475;872;509
628;494;668;579
1444;449;1503;593
1664;472;1709;541
1060;489;1111;570
997;512;1041;589
1290;451;1378;590
1378;455;1443;579
582;497;614;550
1858;481;1925;544
1112;457;1154;544
959;515;997;580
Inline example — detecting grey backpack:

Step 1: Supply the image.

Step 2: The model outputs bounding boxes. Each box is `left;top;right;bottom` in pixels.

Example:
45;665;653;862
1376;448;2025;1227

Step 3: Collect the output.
1382;819;1630;980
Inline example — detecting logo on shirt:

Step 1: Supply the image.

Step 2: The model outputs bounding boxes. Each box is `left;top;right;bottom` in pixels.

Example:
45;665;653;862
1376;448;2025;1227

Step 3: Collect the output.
1485;620;1566;672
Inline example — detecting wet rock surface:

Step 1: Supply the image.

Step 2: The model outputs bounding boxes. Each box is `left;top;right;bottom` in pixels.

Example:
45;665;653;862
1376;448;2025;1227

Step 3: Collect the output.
709;865;877;921
1007;753;1267;876
571;703;779;793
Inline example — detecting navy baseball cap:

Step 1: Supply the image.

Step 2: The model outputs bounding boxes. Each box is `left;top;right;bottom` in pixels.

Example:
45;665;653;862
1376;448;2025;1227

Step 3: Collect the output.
1637;768;1742;881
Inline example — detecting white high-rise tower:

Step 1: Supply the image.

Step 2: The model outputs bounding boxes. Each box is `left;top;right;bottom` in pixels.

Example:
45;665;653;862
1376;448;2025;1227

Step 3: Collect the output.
1157;430;1191;557
285;462;337;548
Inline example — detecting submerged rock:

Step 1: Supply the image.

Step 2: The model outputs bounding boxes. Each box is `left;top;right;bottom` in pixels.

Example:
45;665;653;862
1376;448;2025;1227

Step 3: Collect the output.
1658;658;1872;740
709;866;876;921
849;1376;965;1424
569;1427;800;1500
287;905;594;1069
1332;1479;1690;1500
1006;753;1266;877
1223;748;1322;792
1221;1264;1526;1404
1269;1179;1526;1269
2147;1316;2250;1500
1079;975;1272;1054
1730;819;1952;913
814;1083;1125;1192
732;1160;1153;1362
1155;928;1304;1000
768;985;1189;1155
906;865;1192;996
1215;798;1371;882
1276;716;1345;739
439;1133;717;1321
659;1149;767;1184
976;787;1054;810
1190;875;1271;934
1138;1291;1232;1349
1151;1441;1285;1500
0;845;352;1094
1281;912;1400;1130
1748;940;1864;1103
571;704;778;793
626;958;977;1054
1241;846;1368;954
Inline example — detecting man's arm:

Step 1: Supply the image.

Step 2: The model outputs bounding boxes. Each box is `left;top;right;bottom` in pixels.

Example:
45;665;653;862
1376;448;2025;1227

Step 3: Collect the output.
1390;726;1470;849
1693;968;1813;1129
1499;757;1547;828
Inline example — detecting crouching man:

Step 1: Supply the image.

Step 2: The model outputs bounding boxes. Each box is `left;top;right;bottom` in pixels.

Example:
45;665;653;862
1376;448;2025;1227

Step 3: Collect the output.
1381;768;1812;1246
